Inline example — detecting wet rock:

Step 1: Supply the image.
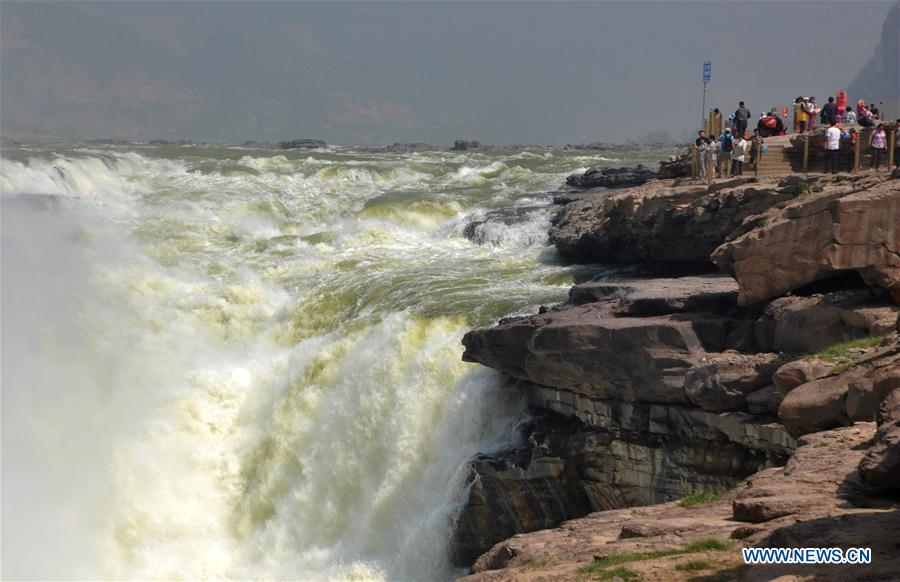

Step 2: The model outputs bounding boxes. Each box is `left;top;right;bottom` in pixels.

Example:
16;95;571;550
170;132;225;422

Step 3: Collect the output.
279;138;326;149
565;164;657;189
452;140;481;150
462;205;548;246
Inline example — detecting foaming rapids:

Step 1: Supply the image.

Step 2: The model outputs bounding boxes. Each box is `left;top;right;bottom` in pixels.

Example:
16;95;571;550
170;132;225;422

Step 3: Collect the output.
0;142;661;580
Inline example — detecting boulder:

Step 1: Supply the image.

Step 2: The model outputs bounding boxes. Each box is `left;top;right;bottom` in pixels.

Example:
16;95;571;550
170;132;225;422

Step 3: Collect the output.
858;388;900;489
684;352;789;412
713;174;900;305
772;358;831;397
753;290;898;354
746;385;782;415
778;345;900;437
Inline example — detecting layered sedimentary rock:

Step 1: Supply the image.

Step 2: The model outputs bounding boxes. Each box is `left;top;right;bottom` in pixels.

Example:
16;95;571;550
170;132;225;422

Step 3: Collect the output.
713;174;900;304
549;177;793;265
456;275;795;562
859;387;900;489
455;168;900;573
779;343;900;437
463;424;900;582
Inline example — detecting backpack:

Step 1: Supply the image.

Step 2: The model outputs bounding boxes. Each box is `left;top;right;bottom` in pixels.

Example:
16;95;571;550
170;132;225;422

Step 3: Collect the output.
722;135;733;152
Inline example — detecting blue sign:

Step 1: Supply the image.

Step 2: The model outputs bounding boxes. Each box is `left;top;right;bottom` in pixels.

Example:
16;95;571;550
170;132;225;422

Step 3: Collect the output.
703;60;712;84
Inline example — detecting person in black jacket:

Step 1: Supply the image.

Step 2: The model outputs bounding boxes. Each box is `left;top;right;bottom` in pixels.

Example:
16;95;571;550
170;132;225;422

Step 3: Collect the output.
734;101;751;137
822;96;838;125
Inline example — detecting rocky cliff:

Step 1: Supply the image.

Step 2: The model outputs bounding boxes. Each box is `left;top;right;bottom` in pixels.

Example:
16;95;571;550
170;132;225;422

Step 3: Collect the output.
454;169;900;573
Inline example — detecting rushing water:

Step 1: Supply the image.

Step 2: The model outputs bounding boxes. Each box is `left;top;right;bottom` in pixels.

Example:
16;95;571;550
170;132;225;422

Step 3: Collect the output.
1;142;669;581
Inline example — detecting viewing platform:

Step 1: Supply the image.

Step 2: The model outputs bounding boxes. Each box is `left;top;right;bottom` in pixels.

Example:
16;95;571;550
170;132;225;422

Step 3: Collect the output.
691;123;898;181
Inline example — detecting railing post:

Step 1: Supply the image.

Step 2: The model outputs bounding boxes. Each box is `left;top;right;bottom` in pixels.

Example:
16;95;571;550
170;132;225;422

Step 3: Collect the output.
853;135;861;174
691;144;698;179
754;140;761;177
803;135;810;173
889;123;897;170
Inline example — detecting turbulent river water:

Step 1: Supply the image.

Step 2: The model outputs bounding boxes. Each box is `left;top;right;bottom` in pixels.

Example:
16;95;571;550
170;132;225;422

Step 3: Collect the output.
1;142;669;581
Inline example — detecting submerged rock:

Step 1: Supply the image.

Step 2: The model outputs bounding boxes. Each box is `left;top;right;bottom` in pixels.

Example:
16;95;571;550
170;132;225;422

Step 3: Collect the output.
279;138;326;149
452;140;481;150
462;205;548;246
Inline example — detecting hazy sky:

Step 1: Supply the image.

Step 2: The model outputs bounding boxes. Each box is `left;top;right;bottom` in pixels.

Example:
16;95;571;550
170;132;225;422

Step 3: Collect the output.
1;1;897;145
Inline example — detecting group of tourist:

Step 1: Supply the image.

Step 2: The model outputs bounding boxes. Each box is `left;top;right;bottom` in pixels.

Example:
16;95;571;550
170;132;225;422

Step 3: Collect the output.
695;95;892;179
822;120;890;174
694;127;749;179
793;92;883;132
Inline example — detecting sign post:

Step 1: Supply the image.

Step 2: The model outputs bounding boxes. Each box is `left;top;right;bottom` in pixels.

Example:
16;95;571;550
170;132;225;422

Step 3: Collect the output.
701;60;711;131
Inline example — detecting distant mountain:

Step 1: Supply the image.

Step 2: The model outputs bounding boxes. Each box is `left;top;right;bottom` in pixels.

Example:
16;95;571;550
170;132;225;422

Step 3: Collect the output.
847;1;899;119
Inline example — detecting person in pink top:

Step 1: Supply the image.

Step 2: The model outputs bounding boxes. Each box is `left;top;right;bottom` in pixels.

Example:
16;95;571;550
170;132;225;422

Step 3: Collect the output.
836;90;848;123
857;99;875;127
869;123;887;170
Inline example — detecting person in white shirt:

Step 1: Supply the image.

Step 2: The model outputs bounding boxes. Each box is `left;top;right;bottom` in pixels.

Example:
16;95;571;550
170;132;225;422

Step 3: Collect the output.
825;122;842;174
731;132;748;176
846;109;857;124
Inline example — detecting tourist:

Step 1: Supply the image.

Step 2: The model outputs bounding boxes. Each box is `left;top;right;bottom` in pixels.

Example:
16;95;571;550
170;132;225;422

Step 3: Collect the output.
845;128;857;172
718;128;734;177
708;133;720;177
823;96;838;126
824;121;841;174
795;97;808;133
846;107;857;125
836;90;848;123
805;97;818;132
857;100;875;127
731;131;748;176
750;128;763;166
757;111;783;138
734;101;751;138
870;123;887;171
695;130;710;179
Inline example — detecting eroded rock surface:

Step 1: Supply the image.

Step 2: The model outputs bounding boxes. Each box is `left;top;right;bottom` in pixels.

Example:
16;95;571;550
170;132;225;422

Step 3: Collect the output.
461;424;900;582
713;174;900;304
549;177;790;265
858;387;900;489
779;342;900;438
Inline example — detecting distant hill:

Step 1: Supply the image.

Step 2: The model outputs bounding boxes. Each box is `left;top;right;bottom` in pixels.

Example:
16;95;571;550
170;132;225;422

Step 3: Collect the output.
847;1;899;120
